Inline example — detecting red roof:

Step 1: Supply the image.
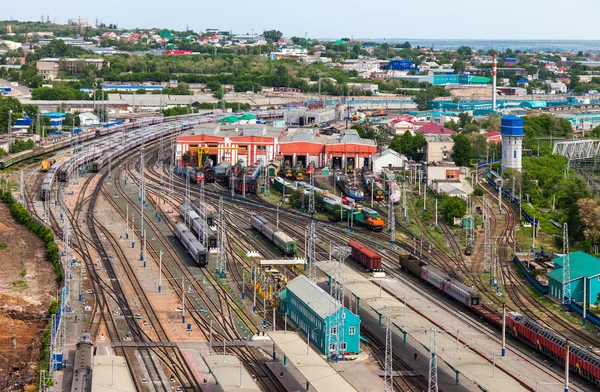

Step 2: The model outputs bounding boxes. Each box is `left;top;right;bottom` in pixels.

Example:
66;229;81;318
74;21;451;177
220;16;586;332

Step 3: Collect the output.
416;124;456;136
487;131;500;137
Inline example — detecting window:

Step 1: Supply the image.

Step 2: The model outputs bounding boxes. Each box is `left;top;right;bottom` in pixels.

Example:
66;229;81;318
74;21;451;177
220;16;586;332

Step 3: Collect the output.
340;342;347;350
330;327;337;334
349;327;356;335
329;343;335;351
514;151;517;159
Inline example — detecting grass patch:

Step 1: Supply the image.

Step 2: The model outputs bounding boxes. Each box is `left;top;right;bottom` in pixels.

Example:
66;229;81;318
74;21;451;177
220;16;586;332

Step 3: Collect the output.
12;279;26;288
0;242;7;250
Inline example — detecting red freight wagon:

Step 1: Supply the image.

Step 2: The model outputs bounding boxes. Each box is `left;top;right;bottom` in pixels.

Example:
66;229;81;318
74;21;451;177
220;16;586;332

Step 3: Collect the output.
348;240;382;271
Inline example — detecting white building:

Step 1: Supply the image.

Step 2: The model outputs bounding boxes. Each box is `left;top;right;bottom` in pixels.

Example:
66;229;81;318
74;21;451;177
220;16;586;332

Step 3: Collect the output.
78;112;98;126
371;149;407;173
501;116;524;172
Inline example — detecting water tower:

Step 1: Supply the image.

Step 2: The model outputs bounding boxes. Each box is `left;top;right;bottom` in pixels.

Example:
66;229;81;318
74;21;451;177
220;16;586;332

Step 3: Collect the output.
501;115;524;172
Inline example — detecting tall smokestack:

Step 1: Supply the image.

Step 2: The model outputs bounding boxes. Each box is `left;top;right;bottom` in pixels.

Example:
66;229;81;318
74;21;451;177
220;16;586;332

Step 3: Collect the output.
492;54;497;111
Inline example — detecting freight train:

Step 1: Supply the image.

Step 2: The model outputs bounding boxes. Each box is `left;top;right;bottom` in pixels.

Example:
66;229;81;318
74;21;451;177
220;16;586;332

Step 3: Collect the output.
335;170;364;202
173;222;208;266
348;240;382;271
398;253;600;385
250;214;297;255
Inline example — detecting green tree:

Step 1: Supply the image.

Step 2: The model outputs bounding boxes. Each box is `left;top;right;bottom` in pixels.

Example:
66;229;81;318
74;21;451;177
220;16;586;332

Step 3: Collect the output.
458;112;472;129
263;30;283;42
457;46;473;57
440;196;466;224
182;151;191;165
445;120;460;132
452;134;472;166
453;60;466;74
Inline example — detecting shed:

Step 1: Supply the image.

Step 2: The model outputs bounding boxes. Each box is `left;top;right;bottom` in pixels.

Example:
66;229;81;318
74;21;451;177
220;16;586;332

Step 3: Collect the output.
280;275;360;356
547;251;600;304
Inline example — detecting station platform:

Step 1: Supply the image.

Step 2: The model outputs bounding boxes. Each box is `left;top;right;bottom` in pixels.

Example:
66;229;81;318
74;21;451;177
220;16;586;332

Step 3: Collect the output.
204;355;260;391
267;331;358;392
317;262;558;392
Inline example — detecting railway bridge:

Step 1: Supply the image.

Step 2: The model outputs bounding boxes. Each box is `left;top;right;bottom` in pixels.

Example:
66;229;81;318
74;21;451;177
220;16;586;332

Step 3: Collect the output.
552;139;600;160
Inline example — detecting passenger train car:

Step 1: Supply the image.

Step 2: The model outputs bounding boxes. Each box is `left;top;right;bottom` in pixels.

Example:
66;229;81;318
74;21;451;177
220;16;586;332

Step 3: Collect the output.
173;222;208;266
250;214;297;255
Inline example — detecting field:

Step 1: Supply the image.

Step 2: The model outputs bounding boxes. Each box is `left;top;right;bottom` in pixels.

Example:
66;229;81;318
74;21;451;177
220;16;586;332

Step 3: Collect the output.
0;203;58;391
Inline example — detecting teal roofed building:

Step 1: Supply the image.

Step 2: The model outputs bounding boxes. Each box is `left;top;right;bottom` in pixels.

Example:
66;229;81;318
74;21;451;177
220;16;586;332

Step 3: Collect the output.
217;115;239;124
547;251;600;303
519;101;547;109
279;275;361;356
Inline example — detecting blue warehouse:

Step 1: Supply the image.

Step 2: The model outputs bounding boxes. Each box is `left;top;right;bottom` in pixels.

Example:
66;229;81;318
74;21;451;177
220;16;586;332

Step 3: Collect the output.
279;275;360;356
547;251;600;304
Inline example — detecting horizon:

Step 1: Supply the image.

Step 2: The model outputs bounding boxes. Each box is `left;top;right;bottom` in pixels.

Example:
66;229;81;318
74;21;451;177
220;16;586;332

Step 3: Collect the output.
4;0;600;41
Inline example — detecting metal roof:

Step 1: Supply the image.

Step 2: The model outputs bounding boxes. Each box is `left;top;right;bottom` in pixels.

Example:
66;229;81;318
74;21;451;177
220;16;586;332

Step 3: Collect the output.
290;128;315;142
547;251;600;283
339;129;362;144
286;275;340;320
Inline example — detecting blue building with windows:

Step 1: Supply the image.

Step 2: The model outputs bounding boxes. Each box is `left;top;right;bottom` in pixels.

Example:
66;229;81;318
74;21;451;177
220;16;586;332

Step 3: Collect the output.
547;251;600;304
279;275;360;356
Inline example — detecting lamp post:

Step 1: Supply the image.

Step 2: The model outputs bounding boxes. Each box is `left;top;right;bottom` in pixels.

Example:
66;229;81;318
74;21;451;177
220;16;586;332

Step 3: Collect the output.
7;109;12;153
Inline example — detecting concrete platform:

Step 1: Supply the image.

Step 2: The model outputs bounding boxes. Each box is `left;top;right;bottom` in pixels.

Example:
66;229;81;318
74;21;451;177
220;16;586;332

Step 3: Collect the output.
317;262;556;392
268;331;357;392
203;355;260;391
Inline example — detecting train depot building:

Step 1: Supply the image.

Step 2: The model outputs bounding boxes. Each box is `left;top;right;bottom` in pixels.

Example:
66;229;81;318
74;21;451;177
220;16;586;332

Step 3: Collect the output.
279;275;361;356
176;124;378;170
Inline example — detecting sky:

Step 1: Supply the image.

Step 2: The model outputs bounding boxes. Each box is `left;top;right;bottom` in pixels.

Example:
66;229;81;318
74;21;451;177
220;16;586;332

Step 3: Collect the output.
3;0;600;40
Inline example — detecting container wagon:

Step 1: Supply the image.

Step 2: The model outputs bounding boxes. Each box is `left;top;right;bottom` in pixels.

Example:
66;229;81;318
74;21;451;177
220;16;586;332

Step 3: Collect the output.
348;240;382;271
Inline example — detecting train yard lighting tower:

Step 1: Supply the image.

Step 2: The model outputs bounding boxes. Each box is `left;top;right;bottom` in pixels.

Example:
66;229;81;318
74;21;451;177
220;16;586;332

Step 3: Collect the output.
429;328;438;392
217;197;227;278
563;223;571;306
388;192;396;246
308;163;315;216
484;197;491;274
329;245;350;362
384;316;393;392
264;166;270;199
139;142;146;264
501;116;524;173
308;220;317;282
402;182;408;221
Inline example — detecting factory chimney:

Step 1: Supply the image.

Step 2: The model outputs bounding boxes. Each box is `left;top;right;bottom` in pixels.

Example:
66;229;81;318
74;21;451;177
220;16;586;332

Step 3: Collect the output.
492;54;497;111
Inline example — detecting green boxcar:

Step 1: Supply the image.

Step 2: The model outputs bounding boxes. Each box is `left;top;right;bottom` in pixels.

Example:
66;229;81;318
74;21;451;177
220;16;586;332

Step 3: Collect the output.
273;231;297;256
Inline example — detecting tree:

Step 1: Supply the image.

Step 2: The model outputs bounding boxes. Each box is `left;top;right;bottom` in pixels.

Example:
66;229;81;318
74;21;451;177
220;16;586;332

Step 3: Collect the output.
412;86;450;111
351;124;367;138
577;198;600;242
182;151;191;165
458;112;472;129
263;30;283;42
452;134;472;166
439;196;466;224
453;60;466;74
457;46;473;57
445;120;459;132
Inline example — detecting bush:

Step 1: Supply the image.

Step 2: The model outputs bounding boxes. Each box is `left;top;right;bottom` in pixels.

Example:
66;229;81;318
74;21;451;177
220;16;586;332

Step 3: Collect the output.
474;187;484;196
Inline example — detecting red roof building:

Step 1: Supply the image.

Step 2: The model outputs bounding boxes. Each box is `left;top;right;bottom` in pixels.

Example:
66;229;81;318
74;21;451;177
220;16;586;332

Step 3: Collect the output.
416;124;457;136
486;131;502;144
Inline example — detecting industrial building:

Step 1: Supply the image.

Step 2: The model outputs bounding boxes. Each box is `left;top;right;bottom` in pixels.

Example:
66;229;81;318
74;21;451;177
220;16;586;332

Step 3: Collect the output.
424;135;454;164
36;58;107;79
278;128;377;171
547;251;600;304
394;74;490;86
283;108;337;126
279;275;361;356
176;123;283;166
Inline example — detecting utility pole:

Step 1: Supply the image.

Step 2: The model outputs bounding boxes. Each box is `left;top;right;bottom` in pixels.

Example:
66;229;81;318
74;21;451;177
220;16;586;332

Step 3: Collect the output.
563;223;571;305
428;328;438;392
308;163;315;216
484;197;491;273
384;316;393;392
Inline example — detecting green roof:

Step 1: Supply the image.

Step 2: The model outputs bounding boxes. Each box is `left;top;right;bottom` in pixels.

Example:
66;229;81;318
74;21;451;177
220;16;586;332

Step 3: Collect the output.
217;115;239;124
468;76;491;84
547;251;600;283
239;113;257;120
519;100;547;109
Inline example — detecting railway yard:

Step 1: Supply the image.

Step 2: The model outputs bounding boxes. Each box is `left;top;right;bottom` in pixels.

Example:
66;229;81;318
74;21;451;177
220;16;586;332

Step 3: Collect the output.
2;112;600;392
